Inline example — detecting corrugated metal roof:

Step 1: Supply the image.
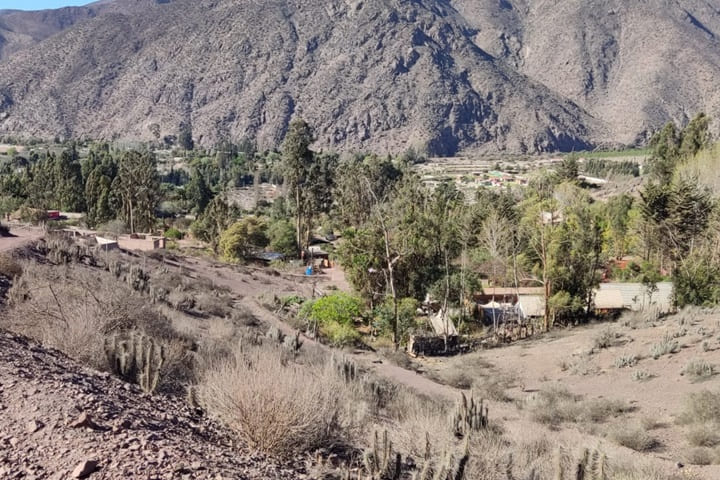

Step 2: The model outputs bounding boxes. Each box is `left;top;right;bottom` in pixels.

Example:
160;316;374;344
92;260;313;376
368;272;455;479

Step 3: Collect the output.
599;282;673;312
594;289;625;310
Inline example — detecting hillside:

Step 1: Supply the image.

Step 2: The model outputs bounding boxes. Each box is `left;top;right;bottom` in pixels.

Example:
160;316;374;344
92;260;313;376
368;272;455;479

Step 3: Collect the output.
0;0;718;154
0;330;303;479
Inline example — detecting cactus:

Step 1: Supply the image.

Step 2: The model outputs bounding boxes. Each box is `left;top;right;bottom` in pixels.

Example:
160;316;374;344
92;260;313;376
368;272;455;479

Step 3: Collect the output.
332;354;358;383
554;448;607;480
363;430;401;480
412;436;469;480
451;393;488;438
283;330;303;354
266;326;285;343
105;331;165;393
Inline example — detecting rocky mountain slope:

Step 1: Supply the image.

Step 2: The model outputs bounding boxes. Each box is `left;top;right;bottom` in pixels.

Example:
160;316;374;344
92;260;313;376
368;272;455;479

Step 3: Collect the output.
0;0;718;154
0;329;304;479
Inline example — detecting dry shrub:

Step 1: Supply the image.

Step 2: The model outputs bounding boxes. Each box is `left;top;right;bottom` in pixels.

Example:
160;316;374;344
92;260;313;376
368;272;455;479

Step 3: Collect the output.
682;447;714;466
195;291;233;317
686;425;720;447
682;359;716;381
523;387;632;427
474;374;515;403
198;343;354;458
677;390;720;425
0;254;22;278
4;261;189;387
610;425;659;451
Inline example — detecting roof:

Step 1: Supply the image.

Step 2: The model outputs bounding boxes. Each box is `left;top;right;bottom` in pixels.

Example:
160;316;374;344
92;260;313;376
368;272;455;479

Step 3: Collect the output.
599;282;674;313
517;295;545;318
594;289;625;310
476;287;545;297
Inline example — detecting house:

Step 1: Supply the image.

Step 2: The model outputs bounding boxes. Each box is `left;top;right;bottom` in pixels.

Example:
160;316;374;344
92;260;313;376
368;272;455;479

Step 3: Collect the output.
116;234;167;252
598;282;674;313
516;295;545;321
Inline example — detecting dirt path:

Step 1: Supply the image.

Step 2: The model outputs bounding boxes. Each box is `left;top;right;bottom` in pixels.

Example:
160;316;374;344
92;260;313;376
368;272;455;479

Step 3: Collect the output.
0;225;43;253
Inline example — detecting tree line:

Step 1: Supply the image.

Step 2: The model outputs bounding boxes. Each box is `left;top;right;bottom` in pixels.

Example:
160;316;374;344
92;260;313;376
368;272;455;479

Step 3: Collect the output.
1;113;719;348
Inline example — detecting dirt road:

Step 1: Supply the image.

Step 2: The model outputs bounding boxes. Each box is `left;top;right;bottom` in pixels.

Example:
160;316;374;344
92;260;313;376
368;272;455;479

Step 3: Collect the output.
0;225;43;253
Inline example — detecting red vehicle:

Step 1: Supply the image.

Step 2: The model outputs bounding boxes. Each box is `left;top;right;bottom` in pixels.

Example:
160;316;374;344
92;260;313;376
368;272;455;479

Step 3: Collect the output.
46;210;61;220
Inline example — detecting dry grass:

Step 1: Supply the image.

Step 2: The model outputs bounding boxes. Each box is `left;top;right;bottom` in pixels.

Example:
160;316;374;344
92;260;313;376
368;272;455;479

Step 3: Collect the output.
198;343;355;458
682;359;717;381
686;425;720;447
0;254;22;278
677;390;720;425
650;334;680;359
522;386;633;427
4;261;192;393
610;425;660;451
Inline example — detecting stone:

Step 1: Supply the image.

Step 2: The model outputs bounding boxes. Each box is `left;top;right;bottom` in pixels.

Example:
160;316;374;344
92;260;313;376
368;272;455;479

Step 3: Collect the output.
69;412;99;430
26;420;44;434
72;460;98;479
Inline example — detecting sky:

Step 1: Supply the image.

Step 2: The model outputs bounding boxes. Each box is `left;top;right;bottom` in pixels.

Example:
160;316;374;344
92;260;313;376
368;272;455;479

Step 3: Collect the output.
1;1;92;10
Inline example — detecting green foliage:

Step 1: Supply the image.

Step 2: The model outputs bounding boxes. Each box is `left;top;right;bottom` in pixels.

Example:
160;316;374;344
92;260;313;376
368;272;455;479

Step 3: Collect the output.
267;218;297;257
164;227;184;240
300;292;363;327
191;196;236;251
218;216;268;261
321;321;361;346
113;151;160;233
300;292;364;346
582;158;640;178
373;297;419;344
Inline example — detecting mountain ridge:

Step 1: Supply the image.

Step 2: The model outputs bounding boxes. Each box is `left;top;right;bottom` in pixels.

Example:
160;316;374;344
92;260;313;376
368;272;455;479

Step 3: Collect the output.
0;0;718;155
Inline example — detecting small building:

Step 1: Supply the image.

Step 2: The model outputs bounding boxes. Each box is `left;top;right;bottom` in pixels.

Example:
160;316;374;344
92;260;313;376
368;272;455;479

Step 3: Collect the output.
117;234;167;252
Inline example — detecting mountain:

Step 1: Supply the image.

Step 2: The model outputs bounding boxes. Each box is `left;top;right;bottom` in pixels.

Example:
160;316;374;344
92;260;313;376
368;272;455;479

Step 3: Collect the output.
0;0;718;155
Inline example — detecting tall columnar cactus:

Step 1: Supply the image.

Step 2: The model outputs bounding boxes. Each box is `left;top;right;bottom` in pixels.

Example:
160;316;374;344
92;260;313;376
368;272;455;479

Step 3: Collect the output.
104;331;165;393
555;448;607;480
413;436;469;480
331;354;358;383
451;393;488;438
363;430;401;480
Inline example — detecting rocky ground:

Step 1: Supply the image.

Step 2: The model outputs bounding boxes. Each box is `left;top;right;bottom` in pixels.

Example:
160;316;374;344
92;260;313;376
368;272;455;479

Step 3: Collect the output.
0;331;306;480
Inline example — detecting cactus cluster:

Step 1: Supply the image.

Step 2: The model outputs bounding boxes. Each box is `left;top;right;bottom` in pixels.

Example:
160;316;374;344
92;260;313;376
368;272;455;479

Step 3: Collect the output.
555;448;606;480
332;354;358;383
342;431;469;480
451;393;489;438
104;331;165;393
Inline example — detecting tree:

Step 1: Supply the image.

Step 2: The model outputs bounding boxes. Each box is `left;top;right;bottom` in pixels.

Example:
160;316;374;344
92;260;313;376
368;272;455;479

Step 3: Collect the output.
281;118;314;256
267;219;297;257
191;196;235;252
178;122;194;151
185;167;213;215
218;216;268;261
54;148;85;212
557;156;579;182
113;151;160;233
679;113;710;158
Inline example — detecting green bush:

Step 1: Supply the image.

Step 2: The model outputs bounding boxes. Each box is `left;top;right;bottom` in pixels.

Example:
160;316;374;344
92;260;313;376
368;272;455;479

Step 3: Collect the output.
164;227;184;240
321;321;361;346
373;297;419;344
300;292;363;327
300;292;364;346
